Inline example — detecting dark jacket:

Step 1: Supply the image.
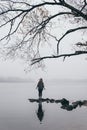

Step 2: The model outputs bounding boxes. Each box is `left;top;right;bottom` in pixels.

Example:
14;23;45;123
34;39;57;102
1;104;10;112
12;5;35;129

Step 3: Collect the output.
37;79;44;90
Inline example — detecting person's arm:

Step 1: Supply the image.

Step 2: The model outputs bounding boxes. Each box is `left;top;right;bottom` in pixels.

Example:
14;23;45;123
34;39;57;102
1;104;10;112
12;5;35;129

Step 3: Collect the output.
36;82;39;89
36;85;38;89
43;82;45;89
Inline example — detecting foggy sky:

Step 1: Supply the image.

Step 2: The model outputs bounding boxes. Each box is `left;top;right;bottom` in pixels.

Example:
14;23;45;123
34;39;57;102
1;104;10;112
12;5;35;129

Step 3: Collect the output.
0;54;87;81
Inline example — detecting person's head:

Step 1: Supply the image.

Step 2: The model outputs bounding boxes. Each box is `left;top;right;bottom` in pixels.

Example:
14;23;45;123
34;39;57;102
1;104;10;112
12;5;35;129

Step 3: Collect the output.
39;78;43;82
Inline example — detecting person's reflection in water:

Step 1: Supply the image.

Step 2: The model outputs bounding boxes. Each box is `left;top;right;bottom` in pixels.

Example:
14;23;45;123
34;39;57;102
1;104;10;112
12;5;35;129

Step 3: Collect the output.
36;102;44;124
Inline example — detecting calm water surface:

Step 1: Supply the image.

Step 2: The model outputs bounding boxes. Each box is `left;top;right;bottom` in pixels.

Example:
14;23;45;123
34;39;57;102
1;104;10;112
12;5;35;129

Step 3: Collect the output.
0;81;87;130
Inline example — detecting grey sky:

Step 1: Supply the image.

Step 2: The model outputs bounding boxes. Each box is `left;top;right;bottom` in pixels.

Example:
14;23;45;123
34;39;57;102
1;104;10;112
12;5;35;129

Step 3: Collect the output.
0;53;87;81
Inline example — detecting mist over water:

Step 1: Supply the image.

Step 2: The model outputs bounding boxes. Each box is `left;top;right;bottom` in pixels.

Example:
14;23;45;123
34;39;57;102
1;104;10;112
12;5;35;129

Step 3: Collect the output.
0;80;87;130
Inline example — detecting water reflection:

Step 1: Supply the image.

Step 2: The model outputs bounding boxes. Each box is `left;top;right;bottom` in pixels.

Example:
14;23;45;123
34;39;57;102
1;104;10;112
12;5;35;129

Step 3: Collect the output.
36;102;44;123
29;98;87;123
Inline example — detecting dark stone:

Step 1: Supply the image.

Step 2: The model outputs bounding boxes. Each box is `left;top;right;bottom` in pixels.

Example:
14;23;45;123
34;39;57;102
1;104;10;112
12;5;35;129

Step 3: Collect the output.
61;105;73;111
41;98;47;102
45;98;50;101
78;101;84;106
49;99;55;103
72;101;83;107
72;104;78;109
61;98;69;106
29;99;38;102
82;100;87;106
61;105;67;109
29;98;50;103
66;105;73;111
55;100;61;103
45;98;50;103
46;100;50;103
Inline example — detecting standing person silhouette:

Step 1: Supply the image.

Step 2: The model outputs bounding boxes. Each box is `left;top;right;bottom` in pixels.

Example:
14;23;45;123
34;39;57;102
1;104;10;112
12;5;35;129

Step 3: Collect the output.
36;78;45;98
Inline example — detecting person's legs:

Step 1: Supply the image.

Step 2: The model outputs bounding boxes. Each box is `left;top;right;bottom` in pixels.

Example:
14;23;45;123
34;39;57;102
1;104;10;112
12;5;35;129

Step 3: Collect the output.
39;89;42;98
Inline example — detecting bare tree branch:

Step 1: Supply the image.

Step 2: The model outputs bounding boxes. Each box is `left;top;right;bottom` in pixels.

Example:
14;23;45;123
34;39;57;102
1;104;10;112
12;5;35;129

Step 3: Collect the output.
76;42;87;46
2;0;32;7
57;26;87;54
0;0;87;66
31;51;87;65
0;0;87;20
